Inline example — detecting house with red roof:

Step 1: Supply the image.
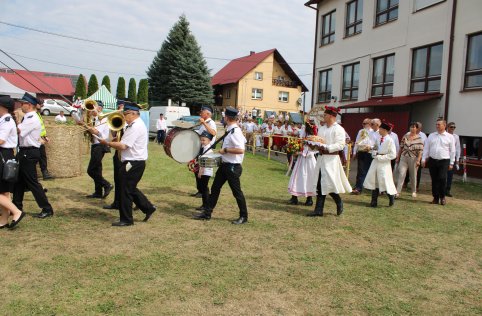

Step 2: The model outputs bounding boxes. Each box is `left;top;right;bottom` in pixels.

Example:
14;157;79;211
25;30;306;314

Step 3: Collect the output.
211;49;308;118
0;68;77;101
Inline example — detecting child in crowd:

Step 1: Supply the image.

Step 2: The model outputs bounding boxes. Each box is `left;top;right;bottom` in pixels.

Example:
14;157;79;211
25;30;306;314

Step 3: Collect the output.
195;131;214;211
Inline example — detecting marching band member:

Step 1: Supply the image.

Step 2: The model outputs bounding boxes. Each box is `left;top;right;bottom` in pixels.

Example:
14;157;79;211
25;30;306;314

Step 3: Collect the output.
0;95;25;229
13;93;54;219
100;103;156;226
194;131;214;212
307;106;352;217
363;120;397;207
193;107;248;224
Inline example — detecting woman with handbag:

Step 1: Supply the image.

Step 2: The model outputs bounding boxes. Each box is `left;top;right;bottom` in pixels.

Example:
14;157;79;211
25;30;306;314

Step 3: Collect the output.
0;95;25;229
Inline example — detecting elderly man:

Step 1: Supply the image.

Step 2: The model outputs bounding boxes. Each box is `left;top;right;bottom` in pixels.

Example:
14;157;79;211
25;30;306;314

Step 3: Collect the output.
352;118;372;194
55;110;67;123
307;106;352;217
422;119;455;206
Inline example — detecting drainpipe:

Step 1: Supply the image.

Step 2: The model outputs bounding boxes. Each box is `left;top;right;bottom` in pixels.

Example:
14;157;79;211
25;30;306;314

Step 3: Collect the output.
305;2;319;110
444;0;457;120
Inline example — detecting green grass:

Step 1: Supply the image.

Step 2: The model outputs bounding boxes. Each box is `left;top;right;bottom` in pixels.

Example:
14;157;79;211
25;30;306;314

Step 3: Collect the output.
1;143;481;315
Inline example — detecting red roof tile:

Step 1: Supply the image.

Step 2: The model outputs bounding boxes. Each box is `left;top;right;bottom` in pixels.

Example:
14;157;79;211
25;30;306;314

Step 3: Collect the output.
0;69;76;96
339;93;443;109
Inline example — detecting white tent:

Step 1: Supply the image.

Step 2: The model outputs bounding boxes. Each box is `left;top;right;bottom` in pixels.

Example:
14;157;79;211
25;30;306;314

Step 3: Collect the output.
85;85;117;111
0;76;36;98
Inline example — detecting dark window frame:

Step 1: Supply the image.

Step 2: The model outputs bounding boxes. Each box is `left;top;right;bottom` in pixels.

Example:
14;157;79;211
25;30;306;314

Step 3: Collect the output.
375;0;398;26
321;10;336;46
342;62;360;101
372;54;395;97
410;42;443;94
318;69;332;103
345;0;363;38
464;31;482;90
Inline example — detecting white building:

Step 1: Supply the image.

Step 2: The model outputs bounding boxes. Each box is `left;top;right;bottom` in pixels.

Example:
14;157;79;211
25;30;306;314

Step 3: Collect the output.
305;0;482;160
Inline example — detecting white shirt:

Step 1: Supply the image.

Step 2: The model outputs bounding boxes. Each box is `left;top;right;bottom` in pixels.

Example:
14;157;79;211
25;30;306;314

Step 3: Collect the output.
273;125;283;135
419;132;427;143
450;133;461;161
0;113;18;148
156;118;167;130
55;114;67;123
92;117;110;145
388;131;400;155
222;124;246;164
369;130;381;148
422;131;456;165
199;145;214;177
243;122;257;133
120;117;148;161
197;118;217;144
18;111;41;148
353;127;373;154
280;125;293;136
263;124;274;135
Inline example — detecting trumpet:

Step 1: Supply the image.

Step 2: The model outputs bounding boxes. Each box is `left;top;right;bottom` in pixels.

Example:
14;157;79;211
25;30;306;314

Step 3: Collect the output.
98;110;125;132
82;99;98;112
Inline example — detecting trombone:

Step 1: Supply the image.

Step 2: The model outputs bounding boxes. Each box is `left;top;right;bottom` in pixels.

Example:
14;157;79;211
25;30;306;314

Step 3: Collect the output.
71;110;126;135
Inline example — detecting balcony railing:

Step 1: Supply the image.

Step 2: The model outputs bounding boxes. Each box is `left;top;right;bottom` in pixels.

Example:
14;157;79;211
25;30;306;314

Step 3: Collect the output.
272;79;298;88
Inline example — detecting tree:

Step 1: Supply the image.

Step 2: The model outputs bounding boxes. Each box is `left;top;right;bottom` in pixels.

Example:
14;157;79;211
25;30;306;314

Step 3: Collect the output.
116;77;126;100
75;74;87;99
87;74;99;96
137;79;149;105
101;75;111;92
127;78;137;103
147;14;213;105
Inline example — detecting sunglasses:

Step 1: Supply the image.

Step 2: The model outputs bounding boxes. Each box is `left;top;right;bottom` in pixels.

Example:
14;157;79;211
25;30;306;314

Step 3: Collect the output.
449;126;456;129
363;122;370;125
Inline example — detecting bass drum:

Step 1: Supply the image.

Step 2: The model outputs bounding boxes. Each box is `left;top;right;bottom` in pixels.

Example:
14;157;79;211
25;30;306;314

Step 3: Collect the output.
164;128;201;163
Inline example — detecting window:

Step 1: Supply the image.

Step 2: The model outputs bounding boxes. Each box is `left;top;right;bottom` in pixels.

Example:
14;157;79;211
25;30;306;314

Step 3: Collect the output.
255;72;263;80
252;88;263;100
414;0;445;11
278;91;289;102
375;0;398;26
342;63;360;101
225;89;231;99
372;54;395;96
411;43;443;94
465;32;482;89
318;69;332;102
321;10;336;45
345;0;363;37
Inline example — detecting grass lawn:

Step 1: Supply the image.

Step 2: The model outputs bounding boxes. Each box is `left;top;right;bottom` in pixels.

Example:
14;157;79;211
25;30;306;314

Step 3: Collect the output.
1;143;481;315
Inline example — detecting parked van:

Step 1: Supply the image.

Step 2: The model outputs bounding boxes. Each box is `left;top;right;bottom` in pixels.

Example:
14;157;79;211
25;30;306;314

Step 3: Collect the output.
148;106;190;138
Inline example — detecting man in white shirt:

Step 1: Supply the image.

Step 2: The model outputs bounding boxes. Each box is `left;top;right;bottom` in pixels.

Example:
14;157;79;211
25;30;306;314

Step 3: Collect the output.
388;127;399;170
422;119;455;205
352;118;373;194
243;117;257;149
156;113;167;144
194;107;248;224
101;103;156;226
445;122;460;197
55;111;67;123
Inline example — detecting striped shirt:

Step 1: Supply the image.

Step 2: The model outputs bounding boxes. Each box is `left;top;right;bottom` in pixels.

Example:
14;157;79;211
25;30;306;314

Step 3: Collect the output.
400;134;424;158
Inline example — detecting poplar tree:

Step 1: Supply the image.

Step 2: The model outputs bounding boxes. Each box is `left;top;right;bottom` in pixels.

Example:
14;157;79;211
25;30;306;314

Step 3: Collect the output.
116;77;126;100
87;74;99;96
75;74;87;99
137;79;149;105
127;78;137;103
101;75;111;92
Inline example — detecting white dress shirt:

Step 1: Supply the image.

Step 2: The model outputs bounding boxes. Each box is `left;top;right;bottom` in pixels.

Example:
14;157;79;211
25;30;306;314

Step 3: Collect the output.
280;125;293;136
18;111;41;148
199;145;214;177
273;126;282;135
120;117;148;161
156;118;167;131
422;131;456;165
243;122;257;133
353;127;373;154
388;131;400;155
197;118;217;144
452;133;461;162
0;113;18;148
55;114;67;123
92;117;110;145
221;124;246;164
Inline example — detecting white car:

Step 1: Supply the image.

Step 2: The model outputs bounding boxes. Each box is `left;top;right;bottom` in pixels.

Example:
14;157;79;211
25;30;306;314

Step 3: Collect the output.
41;99;76;116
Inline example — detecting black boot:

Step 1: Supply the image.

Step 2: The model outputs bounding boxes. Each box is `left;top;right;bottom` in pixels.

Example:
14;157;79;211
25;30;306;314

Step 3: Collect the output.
329;193;344;216
388;194;395;207
306;195;325;217
288;195;298;205
370;189;379;207
304;196;313;206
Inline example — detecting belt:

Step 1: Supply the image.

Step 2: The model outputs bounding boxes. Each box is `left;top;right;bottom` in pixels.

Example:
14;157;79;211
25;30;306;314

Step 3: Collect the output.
322;152;339;155
221;162;240;166
0;147;14;151
19;146;38;150
91;143;103;147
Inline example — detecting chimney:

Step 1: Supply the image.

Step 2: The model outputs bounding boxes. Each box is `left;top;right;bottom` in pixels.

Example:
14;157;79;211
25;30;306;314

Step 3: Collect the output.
250;51;255;56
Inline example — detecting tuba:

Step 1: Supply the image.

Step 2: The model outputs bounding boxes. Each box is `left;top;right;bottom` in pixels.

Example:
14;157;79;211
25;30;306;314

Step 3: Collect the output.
98;110;125;132
82;99;98;112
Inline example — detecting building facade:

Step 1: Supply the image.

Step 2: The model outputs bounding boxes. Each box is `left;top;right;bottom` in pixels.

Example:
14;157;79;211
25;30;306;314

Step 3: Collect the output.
305;0;482;160
212;49;308;118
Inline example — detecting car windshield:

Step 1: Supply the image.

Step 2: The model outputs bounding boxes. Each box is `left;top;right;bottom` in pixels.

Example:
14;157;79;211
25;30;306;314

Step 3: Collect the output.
56;100;70;107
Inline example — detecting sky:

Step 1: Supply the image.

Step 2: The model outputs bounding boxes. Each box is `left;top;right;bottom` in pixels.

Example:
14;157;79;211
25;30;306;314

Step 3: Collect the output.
0;0;316;107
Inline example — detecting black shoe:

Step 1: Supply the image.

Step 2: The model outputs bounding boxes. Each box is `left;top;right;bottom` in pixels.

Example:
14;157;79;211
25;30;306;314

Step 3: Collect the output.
0;223;9;229
336;201;344;216
103;204;119;210
143;206;157;222
42;171;54;180
190;192;202;198
112;221;133;227
193;212;211;220
304;197;313;206
370;189;379;207
231;217;248;225
8;211;26;229
103;184;114;198
86;193;103;198
306;211;323;217
288;198;298;205
34;210;53;219
195;206;206;211
388;194;395;207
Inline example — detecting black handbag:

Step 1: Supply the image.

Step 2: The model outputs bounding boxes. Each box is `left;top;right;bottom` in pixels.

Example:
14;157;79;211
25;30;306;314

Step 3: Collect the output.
0;152;19;183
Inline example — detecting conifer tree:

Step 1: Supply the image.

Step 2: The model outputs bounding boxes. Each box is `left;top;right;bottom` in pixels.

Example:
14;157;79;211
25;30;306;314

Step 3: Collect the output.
116;77;126;100
137;79;149;105
101;75;111;92
87;74;99;96
127;78;137;103
75;74;87;99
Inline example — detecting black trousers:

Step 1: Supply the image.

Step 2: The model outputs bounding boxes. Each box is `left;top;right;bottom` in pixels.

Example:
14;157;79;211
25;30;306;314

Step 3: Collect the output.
119;160;154;223
39;144;48;172
354;152;372;191
206;163;248;218
12;148;53;212
157;130;166;144
428;158;450;199
112;151;122;206
316;170;342;203
87;145;110;194
195;174;210;208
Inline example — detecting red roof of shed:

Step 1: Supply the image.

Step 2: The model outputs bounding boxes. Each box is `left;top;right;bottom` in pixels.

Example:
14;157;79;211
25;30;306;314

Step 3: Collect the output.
339;93;443;109
0;69;76;96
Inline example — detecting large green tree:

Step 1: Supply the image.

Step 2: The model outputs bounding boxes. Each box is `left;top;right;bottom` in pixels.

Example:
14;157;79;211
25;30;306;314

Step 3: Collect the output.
87;74;99;96
75;74;87;99
116;77;126;100
127;78;137;103
147;14;213;105
101;75;111;92
137;79;148;105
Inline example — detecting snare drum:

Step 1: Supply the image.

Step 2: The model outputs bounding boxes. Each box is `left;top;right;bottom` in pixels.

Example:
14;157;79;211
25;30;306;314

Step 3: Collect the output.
163;128;201;163
199;153;222;168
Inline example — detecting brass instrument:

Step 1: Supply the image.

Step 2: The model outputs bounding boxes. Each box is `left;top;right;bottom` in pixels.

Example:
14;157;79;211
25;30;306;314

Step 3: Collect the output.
98;110;125;132
82;99;98;112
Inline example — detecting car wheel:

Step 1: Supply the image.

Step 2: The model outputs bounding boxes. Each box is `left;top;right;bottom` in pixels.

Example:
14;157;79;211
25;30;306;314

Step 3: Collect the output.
42;109;50;116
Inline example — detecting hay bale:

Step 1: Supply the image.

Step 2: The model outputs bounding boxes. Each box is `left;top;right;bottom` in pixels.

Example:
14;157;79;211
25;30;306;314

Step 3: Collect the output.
44;124;84;178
